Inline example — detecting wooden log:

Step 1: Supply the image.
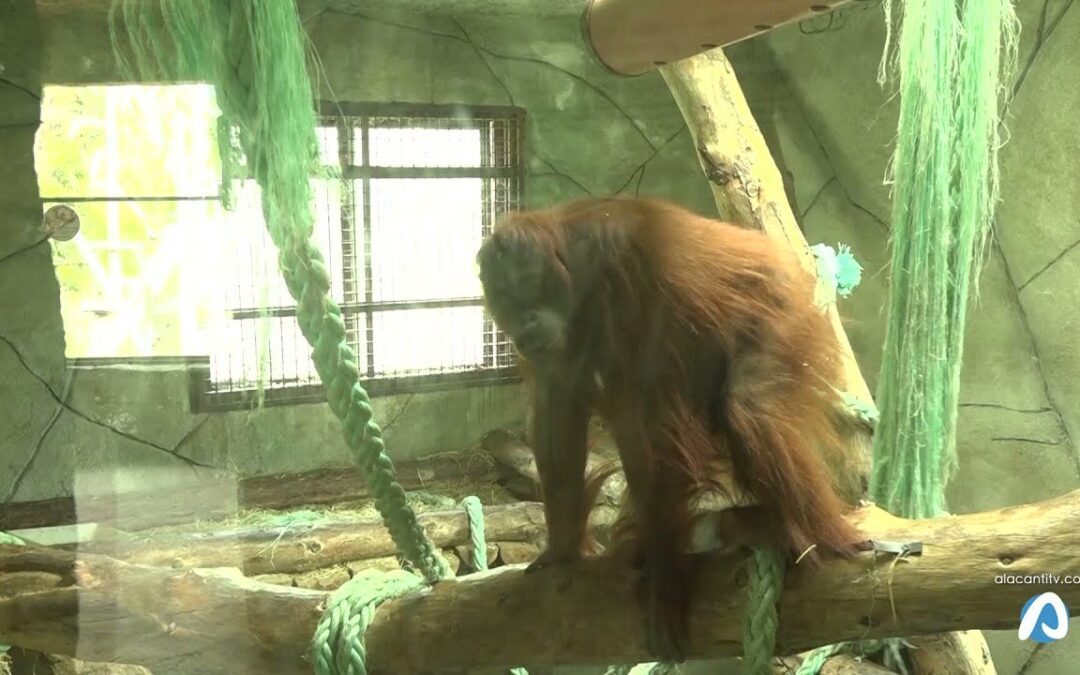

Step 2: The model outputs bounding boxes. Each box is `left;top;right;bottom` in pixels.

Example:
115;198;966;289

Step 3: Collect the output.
906;632;996;675
75;502;615;576
482;429;626;506
819;654;899;675
2;490;1079;674
584;0;853;76
0;452;497;532
4;648;152;675
655;48;988;673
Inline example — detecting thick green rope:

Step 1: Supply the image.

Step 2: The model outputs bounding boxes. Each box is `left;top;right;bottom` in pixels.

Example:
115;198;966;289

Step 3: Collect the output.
743;548;786;675
870;0;1019;518
798;2;1019;674
460;495;489;572
108;0;450;587
312;569;427;675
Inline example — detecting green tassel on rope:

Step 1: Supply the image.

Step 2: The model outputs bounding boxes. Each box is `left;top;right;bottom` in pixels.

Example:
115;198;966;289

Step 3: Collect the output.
811;242;863;306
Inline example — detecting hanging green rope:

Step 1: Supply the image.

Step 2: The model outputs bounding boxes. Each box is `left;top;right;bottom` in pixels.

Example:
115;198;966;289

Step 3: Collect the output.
798;3;1019;674
870;0;1018;518
107;0;450;585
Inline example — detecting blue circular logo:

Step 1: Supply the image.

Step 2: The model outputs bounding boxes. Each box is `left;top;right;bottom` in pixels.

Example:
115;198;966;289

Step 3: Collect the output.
1019;593;1070;643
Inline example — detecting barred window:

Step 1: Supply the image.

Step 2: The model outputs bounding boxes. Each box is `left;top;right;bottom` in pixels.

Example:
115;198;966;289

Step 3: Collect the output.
200;103;526;409
36;86;524;410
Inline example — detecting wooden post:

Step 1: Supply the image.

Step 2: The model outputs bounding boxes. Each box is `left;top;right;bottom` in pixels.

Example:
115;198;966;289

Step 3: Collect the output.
656;48;996;675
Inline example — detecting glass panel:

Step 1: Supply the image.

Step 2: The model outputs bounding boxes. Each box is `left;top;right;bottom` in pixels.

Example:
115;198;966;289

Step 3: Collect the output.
35;84;222;199
49;199;230;358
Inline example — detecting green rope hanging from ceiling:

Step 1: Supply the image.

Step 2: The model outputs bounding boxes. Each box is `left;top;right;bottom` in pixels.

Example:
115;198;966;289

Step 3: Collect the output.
107;0;451;586
770;1;1020;673
870;0;1019;519
797;1;1019;673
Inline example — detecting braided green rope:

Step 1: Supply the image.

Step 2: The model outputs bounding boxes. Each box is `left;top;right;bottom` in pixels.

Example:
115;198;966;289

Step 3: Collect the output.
461;495;488;572
459;497;531;675
108;0;449;587
742;547;785;675
311;569;426;675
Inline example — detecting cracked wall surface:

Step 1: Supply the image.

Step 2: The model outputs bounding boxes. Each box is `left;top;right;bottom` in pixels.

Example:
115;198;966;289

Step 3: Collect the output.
726;3;1080;673
1;4;716;505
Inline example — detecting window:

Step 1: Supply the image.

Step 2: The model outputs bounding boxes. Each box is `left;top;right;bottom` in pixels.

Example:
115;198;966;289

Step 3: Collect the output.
204;102;526;408
36;86;526;409
37;84;227;360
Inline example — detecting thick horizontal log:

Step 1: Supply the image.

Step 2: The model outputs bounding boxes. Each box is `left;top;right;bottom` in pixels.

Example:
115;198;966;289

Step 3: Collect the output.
2;490;1078;674
77;502;614;576
482;428;627;506
0;452;497;532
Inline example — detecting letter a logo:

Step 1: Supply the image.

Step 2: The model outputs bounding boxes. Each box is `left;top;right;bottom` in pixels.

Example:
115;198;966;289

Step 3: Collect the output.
1018;592;1069;643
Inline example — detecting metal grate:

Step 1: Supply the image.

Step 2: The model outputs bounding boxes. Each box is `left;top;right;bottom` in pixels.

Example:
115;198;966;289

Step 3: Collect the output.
198;102;525;410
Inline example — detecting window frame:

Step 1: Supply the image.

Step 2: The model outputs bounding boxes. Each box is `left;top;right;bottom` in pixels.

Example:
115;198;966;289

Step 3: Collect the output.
192;101;528;411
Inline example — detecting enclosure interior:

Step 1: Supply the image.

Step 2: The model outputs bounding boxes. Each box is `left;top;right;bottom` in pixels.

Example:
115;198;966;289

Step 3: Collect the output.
1;1;1079;674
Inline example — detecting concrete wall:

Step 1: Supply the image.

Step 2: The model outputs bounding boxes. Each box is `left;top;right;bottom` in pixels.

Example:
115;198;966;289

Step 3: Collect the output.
1;2;716;503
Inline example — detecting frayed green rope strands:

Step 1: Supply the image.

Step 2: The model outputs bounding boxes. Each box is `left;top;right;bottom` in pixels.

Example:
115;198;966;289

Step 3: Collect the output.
799;2;1018;674
870;0;1019;518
